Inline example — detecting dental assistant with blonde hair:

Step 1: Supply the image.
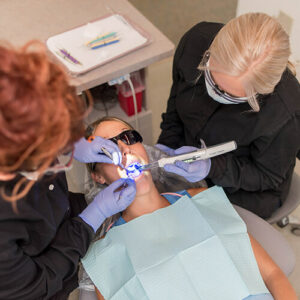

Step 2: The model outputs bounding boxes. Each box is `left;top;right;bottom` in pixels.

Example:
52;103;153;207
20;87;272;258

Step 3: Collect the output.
157;12;300;219
0;42;136;299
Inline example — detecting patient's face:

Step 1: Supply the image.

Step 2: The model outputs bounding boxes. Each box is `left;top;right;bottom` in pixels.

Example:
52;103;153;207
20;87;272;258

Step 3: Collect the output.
92;120;153;195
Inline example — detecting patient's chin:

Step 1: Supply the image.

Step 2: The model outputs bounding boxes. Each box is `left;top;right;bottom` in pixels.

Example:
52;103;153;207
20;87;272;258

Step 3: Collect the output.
116;166;153;196
135;172;153;194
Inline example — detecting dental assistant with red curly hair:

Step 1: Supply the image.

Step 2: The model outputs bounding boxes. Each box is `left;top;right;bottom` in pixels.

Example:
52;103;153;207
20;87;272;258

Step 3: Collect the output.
0;42;136;300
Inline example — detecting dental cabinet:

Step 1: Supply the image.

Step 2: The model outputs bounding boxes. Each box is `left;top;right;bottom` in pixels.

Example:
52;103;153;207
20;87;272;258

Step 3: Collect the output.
0;0;174;145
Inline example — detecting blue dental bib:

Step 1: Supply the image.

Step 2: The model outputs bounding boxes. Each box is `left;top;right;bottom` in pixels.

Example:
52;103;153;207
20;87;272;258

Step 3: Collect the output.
82;186;272;300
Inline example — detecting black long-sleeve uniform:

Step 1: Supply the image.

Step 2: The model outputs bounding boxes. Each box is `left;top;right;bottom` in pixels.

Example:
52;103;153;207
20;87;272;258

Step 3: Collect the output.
0;172;94;299
158;22;300;218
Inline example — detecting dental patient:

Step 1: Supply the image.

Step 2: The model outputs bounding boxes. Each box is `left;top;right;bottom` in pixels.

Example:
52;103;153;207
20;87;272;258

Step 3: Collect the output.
81;116;296;300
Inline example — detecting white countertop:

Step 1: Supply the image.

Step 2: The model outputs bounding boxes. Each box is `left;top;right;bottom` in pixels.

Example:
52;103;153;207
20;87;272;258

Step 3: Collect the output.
0;0;174;93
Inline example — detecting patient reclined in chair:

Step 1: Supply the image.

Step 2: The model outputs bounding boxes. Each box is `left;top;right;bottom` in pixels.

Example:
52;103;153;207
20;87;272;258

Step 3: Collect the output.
82;186;276;300
80;132;291;300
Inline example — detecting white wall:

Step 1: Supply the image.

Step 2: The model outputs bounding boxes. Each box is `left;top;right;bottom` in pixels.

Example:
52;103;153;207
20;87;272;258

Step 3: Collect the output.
236;0;300;81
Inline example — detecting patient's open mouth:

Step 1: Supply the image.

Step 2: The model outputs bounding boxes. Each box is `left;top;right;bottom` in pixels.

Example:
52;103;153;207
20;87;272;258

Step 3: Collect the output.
126;162;142;179
117;154;146;180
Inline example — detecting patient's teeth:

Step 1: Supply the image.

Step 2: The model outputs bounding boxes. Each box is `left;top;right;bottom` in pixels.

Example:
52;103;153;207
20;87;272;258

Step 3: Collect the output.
126;162;142;179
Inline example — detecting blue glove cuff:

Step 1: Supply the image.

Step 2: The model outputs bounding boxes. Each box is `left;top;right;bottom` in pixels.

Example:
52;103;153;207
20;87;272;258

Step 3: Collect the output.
79;201;106;232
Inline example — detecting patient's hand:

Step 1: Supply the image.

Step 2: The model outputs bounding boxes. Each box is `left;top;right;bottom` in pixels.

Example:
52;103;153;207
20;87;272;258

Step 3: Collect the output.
95;286;105;300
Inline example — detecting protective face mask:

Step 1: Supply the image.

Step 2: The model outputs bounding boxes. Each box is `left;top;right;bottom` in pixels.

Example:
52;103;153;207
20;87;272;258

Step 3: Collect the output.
19;170;40;181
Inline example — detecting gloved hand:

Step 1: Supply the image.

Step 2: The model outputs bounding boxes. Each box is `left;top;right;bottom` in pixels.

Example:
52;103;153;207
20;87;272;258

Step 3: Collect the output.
155;143;175;156
73;136;121;165
79;178;136;232
163;146;211;183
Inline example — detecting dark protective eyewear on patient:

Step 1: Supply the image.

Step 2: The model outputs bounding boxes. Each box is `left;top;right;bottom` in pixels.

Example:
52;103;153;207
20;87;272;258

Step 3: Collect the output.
109;130;143;145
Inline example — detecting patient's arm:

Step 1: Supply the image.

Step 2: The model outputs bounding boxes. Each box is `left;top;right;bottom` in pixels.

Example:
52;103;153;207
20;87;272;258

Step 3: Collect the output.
95;287;104;300
249;234;297;300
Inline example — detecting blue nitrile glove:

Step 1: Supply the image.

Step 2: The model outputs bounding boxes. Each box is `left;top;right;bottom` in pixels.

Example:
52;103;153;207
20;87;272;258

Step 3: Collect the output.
79;178;136;232
155;144;175;156
163;146;211;182
73;136;121;164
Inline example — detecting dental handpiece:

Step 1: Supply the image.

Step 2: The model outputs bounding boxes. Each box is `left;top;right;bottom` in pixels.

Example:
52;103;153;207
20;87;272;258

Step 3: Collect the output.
101;147;113;160
139;140;237;171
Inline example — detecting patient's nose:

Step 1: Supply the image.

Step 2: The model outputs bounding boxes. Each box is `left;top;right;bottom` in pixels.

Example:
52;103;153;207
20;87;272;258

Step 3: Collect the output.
118;140;131;157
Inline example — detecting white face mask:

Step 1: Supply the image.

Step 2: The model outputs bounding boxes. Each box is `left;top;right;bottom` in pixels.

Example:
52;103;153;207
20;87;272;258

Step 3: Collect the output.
204;61;248;105
19;154;74;181
19;163;73;181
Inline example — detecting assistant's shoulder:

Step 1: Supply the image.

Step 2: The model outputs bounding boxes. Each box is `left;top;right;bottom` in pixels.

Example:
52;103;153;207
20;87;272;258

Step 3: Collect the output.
0;172;69;220
184;22;224;41
173;22;223;82
177;22;223;53
276;70;300;115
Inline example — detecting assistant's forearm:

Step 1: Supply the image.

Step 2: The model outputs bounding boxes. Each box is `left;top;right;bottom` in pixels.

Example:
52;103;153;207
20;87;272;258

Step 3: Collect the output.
158;110;185;148
208;154;285;192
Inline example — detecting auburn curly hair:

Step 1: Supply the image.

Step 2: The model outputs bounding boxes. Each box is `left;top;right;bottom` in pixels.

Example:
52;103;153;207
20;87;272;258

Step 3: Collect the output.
0;41;88;201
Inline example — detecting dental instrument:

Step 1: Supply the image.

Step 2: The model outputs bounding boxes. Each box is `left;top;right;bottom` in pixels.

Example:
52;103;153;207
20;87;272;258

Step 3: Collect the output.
101;147;114;161
125;141;237;178
101;147;124;169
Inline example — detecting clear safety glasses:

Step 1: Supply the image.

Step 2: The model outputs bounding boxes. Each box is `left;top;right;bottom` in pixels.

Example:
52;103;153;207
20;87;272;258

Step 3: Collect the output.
203;51;249;103
19;150;74;181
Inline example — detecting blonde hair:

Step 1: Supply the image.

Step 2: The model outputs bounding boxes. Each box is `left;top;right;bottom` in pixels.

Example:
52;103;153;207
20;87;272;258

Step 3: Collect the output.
87;116;133;136
199;13;293;112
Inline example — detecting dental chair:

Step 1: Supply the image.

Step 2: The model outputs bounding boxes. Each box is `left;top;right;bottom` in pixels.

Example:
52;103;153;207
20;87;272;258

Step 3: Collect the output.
234;205;295;276
267;171;300;235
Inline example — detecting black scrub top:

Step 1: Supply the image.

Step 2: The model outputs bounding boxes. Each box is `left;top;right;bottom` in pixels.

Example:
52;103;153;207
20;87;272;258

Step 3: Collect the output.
0;172;94;299
158;22;300;218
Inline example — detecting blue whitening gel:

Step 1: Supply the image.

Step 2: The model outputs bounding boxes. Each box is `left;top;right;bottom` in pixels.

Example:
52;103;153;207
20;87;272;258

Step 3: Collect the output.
126;162;143;179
